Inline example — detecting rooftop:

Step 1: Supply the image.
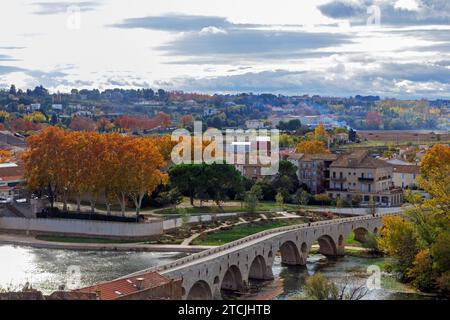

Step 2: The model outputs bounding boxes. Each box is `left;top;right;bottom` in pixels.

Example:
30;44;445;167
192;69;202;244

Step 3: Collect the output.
331;151;390;169
0;162;24;181
288;153;338;161
76;271;173;300
391;164;420;174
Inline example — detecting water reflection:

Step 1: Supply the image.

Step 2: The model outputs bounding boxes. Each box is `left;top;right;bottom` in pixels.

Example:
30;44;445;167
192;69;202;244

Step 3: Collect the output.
0;245;187;294
0;245;434;300
273;254;433;300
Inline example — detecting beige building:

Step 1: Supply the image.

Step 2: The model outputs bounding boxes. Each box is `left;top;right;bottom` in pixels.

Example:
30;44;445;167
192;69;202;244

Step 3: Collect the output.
390;164;420;189
288;153;337;194
235;163;264;181
327;150;403;206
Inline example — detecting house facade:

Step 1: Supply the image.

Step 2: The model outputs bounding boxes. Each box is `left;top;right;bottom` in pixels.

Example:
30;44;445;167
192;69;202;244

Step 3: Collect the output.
390;164;420;189
288;153;337;194
327;150;403;206
0;162;25;200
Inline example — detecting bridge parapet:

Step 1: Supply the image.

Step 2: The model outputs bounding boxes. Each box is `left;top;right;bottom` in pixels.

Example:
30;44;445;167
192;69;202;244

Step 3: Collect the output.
133;212;399;275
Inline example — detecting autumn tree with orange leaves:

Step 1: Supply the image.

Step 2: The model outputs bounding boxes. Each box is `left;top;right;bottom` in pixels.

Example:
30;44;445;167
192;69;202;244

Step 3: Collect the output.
22;126;167;216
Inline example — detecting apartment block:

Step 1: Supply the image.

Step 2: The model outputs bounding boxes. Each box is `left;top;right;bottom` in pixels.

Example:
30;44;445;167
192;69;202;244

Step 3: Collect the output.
327;150;403;206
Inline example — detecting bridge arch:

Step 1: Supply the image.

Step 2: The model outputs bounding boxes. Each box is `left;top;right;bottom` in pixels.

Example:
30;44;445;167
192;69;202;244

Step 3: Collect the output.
221;265;245;293
187;280;212;300
279;240;303;265
353;227;369;243
317;235;337;256
248;255;272;281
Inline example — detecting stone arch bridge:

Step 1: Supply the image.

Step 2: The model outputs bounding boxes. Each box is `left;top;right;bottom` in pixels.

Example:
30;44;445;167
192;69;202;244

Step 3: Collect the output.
125;213;395;300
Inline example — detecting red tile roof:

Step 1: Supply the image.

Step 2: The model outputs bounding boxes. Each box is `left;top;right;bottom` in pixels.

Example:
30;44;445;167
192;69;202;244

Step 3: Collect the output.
0;163;24;181
76;272;172;300
330;151;389;169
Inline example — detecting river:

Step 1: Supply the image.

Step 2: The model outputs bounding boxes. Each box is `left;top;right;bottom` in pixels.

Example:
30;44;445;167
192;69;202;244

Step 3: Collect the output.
0;245;432;299
272;254;433;300
0;244;187;294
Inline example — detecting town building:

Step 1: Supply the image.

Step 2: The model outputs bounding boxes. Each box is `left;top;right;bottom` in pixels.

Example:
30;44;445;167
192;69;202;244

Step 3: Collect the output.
203;107;219;117
390;164;420;189
0;162;25;200
51;104;63;111
235;163;264;181
327;150;403;206
245;119;266;129
26;103;41;111
288;153;338;194
76;271;182;300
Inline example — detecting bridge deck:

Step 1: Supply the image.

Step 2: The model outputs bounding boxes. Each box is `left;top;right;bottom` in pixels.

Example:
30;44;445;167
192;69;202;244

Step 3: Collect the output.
121;212;399;280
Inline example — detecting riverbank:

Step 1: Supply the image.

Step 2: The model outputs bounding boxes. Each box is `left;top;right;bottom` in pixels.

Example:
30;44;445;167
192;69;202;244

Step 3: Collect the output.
0;233;213;253
0;232;375;255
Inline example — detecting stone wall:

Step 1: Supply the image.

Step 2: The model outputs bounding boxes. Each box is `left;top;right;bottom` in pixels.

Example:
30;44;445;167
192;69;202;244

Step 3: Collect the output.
0;217;163;238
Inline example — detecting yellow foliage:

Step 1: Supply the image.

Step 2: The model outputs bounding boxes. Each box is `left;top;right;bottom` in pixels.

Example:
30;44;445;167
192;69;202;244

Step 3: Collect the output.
418;144;450;212
24;112;47;123
378;216;419;259
296;140;330;154
314;123;328;139
0;149;12;163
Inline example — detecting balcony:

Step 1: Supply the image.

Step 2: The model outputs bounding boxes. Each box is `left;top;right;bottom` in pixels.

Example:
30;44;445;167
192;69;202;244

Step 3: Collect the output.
330;177;346;182
358;177;374;182
327;188;348;192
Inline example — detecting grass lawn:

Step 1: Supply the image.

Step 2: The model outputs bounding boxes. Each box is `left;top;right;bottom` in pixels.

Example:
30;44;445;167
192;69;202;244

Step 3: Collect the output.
156;201;301;216
192;218;307;246
345;232;363;246
35;235;142;244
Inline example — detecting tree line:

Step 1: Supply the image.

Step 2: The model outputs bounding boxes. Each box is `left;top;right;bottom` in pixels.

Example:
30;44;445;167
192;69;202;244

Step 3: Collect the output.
22;126;171;216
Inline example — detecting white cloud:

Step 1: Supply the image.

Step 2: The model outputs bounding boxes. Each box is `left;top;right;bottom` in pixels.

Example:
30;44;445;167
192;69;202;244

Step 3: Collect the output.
0;0;448;98
394;0;420;11
199;26;228;35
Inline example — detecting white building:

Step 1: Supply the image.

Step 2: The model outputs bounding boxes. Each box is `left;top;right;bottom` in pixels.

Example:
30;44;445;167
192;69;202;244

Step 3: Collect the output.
26;103;41;111
245;120;266;129
203;107;219;117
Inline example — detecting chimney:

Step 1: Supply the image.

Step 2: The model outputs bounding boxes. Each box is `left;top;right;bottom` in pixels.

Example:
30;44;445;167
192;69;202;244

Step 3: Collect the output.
135;278;145;291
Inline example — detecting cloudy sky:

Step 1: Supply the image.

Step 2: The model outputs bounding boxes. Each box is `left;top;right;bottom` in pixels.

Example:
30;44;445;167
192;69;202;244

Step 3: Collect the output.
1;0;450;98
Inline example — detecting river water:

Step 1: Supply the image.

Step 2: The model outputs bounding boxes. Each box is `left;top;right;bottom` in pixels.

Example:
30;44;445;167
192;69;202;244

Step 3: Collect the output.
0;245;187;294
0;245;432;299
272;254;433;300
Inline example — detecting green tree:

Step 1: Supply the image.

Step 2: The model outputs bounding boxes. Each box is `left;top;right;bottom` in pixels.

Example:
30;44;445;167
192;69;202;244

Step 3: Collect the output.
276;192;284;211
294;189;310;208
244;191;258;214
